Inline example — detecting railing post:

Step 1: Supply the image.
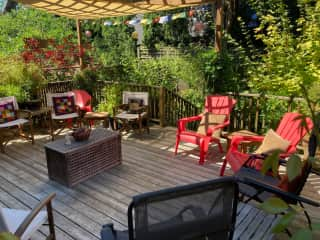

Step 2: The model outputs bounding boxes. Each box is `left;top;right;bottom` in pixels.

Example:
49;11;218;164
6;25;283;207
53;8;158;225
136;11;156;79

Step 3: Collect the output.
159;86;165;127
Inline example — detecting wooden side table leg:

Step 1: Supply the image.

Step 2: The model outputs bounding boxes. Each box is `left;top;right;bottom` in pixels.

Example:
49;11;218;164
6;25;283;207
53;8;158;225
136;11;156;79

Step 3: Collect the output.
104;117;109;128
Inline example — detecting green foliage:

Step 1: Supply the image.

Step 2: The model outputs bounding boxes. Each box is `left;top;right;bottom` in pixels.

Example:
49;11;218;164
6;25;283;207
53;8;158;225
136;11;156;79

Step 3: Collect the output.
261;150;281;176
73;68;99;95
0;232;19;240
180;89;204;108
272;211;296;233
260;197;288;214
134;56;203;90
84;17;136;67
97;85;123;116
287;155;303;182
246;0;320;107
192;42;249;94
0;6;75;57
0;56;45;102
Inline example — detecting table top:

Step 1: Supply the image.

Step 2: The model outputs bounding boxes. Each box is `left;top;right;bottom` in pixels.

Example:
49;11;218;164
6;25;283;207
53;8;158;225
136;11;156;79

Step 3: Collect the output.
115;111;147;120
84;112;109;119
44;128;119;154
226;130;259;140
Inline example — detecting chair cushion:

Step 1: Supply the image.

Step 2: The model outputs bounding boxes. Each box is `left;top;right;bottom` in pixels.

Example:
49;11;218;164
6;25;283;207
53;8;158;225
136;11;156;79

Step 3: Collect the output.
0;101;16;124
1;208;47;240
52;96;76;116
255;129;290;154
197;113;226;138
128;97;145;106
128;102;144;114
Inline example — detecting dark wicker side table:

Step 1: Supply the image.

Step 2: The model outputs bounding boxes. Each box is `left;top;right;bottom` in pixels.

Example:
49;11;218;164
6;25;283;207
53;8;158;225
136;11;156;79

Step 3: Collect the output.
44;128;121;187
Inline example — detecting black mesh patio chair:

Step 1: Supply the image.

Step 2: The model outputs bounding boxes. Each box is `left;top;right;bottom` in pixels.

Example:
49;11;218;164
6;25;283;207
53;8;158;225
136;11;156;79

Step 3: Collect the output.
234;133;320;231
101;177;238;240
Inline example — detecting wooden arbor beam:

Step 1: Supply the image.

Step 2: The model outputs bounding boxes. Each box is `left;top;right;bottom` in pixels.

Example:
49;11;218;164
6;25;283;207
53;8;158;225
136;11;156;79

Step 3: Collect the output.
76;19;84;69
215;0;222;52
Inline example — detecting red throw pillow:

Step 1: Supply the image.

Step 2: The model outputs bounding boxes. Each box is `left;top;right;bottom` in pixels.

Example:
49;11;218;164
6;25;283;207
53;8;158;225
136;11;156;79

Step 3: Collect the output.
52;96;76;115
0;101;16;124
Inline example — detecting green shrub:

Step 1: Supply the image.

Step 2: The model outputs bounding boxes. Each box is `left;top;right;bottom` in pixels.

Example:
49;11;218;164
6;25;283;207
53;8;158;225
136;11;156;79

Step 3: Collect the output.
73;68;99;95
97;85;123;116
0;56;45;102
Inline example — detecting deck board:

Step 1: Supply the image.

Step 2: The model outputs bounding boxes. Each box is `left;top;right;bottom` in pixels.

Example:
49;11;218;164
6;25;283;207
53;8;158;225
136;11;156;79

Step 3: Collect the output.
0;126;319;239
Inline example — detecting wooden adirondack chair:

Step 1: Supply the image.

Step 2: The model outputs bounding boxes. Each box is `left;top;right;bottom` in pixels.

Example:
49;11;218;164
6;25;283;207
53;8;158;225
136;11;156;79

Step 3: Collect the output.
46;92;80;139
0;96;34;152
220;112;313;176
175;95;236;164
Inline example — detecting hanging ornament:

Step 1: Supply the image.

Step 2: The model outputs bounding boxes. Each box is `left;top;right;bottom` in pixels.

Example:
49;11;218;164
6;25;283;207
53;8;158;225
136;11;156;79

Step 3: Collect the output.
85;30;92;38
188;18;207;37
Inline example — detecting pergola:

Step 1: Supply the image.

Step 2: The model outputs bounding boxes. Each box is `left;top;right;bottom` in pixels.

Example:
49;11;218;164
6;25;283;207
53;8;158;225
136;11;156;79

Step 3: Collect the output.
16;0;223;66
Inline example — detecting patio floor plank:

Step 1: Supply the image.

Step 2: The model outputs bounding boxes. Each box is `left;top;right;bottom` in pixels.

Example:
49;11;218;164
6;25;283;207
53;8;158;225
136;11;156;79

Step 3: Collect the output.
0;126;319;239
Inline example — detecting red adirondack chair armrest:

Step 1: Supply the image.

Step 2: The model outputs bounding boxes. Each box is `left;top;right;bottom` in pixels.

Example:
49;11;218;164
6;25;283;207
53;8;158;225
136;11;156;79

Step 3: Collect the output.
207;121;229;136
229;135;265;152
177;115;202;132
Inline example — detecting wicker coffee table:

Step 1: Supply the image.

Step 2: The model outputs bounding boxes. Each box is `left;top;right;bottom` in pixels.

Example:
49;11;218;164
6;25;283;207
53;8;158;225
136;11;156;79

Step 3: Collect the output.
44;128;121;187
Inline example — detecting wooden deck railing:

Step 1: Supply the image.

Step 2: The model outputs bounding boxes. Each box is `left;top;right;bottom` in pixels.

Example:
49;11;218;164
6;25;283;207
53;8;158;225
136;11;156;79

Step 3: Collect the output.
39;80;306;133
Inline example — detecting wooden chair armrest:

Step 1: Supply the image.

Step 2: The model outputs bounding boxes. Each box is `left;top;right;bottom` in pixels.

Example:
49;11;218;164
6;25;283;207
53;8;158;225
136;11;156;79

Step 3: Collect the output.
15;193;56;237
17;110;32;120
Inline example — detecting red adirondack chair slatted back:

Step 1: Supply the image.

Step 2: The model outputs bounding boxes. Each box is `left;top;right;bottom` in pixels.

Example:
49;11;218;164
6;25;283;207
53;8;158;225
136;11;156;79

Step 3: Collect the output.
73;89;92;112
276;112;313;154
204;96;236;118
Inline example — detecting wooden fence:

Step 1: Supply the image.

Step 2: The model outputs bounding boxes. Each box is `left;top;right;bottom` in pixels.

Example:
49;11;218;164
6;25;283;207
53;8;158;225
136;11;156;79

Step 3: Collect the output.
39;80;306;133
137;46;183;59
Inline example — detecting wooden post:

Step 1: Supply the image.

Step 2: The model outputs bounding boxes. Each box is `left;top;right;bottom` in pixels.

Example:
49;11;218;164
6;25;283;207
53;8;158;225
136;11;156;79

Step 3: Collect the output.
215;0;223;52
76;19;84;69
159;86;165;127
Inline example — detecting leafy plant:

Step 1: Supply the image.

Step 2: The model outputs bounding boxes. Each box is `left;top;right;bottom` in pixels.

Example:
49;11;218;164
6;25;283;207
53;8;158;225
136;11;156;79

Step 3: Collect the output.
74;68;99;95
0;232;19;240
97;85;123;117
0;6;75;58
0;56;46;102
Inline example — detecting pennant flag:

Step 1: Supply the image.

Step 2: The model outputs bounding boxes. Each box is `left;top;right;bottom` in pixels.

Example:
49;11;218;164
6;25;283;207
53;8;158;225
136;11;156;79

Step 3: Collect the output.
140;19;152;25
172;12;187;20
153;16;160;24
129;19;140;25
104;20;113;26
159;15;171;24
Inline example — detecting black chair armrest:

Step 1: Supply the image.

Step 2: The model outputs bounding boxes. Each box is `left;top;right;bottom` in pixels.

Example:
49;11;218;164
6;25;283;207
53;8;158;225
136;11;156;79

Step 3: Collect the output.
238;177;320;207
15;193;56;237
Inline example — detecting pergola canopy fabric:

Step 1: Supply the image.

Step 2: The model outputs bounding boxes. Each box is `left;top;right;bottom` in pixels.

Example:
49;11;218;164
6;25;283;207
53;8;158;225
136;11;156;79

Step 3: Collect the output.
17;0;214;19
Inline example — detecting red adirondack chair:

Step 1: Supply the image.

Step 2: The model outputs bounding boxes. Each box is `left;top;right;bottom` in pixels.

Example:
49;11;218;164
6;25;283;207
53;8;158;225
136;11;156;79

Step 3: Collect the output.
73;89;93;113
175;95;236;164
220;112;313;176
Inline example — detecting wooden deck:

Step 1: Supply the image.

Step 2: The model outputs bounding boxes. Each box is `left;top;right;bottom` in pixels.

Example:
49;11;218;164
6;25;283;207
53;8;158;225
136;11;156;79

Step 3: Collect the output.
0;126;319;239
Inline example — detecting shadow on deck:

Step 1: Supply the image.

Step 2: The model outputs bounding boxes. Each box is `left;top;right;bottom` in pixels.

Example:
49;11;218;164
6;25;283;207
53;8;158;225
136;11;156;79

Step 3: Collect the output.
0;125;319;239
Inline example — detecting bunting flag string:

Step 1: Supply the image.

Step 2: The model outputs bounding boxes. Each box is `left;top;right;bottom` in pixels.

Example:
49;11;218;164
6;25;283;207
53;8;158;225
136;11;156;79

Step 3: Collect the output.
103;6;210;27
